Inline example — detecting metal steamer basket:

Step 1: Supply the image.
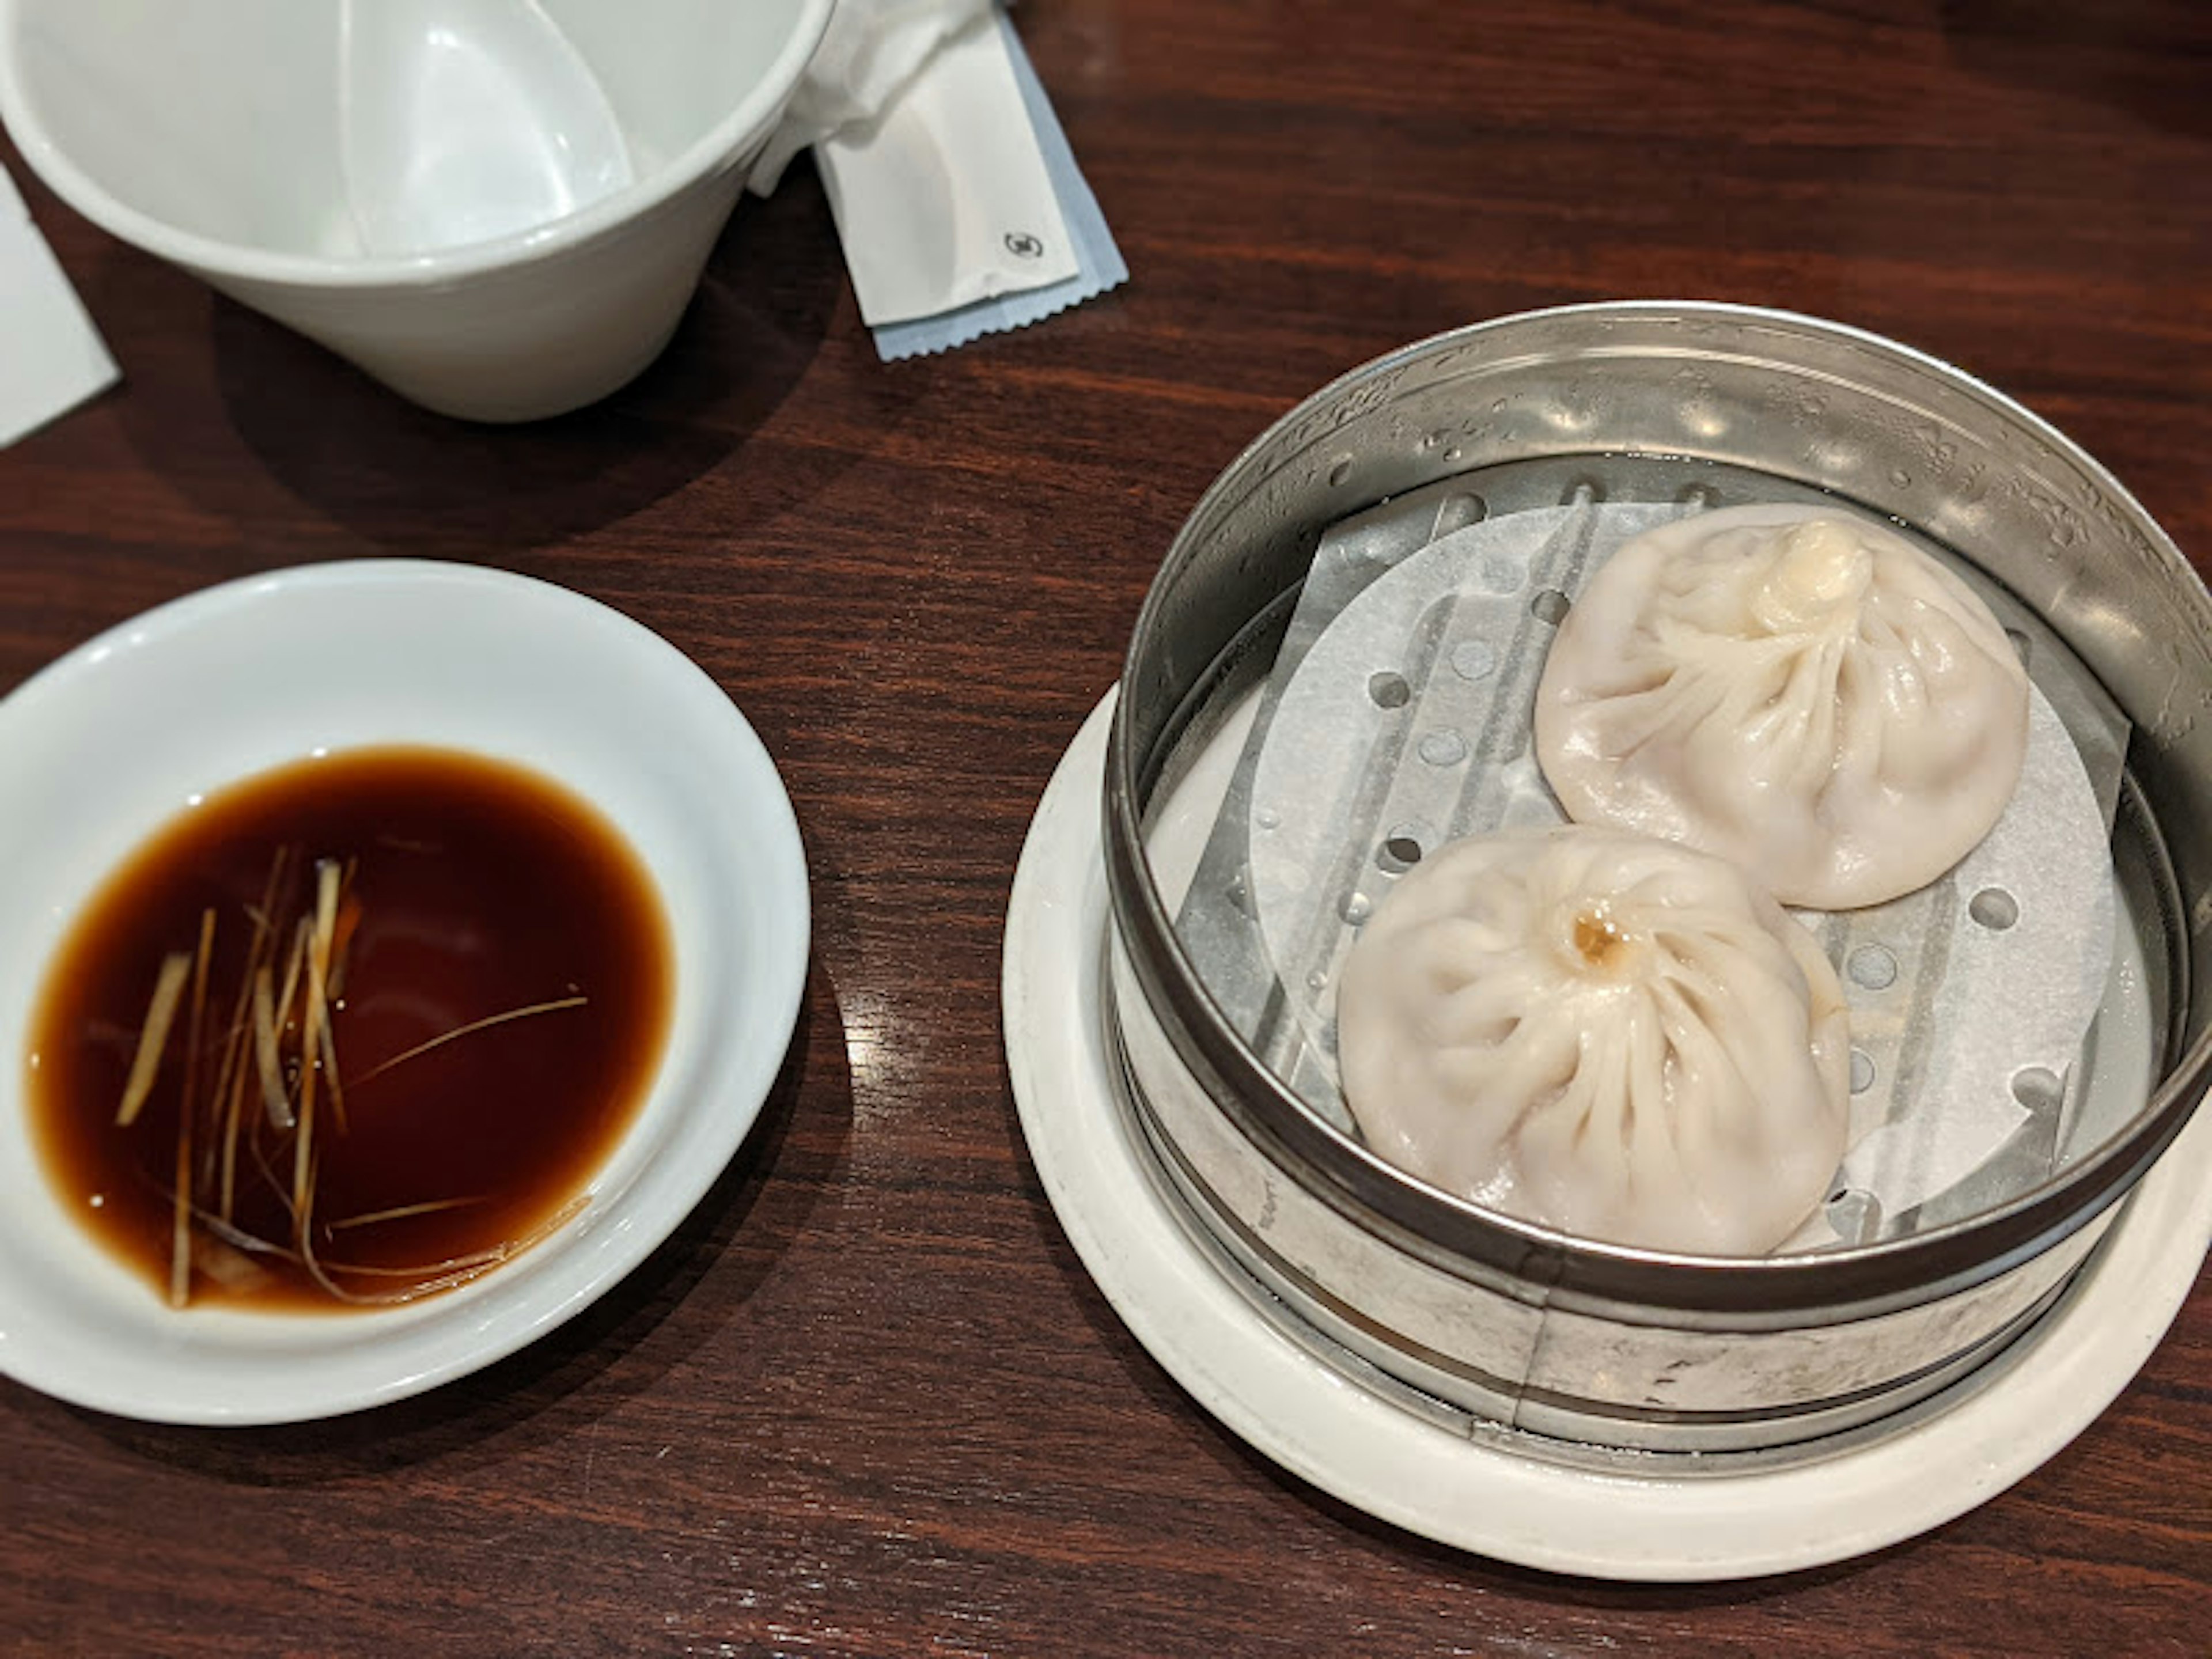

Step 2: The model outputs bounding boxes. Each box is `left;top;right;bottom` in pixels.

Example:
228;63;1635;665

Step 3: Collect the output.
1102;304;2212;1457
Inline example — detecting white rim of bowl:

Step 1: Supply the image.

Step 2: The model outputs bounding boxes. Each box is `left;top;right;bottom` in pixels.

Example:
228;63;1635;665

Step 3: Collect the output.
0;0;834;289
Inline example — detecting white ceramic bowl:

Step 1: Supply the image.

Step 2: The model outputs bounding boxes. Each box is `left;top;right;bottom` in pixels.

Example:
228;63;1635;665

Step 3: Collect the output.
0;562;810;1423
0;0;833;421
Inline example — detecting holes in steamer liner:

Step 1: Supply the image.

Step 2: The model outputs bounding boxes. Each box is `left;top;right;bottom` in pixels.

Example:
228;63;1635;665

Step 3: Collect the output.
1847;945;1899;991
1531;589;1571;625
1377;834;1425;874
1969;887;2020;930
1450;640;1498;681
1368;671;1412;709
1418;729;1469;767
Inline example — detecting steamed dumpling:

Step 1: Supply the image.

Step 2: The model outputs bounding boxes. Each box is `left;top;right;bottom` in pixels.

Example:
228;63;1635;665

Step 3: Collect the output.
1335;824;1849;1256
1533;503;2029;910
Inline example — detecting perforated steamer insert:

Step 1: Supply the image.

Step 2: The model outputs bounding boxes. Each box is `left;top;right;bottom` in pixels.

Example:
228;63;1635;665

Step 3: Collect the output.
1092;305;2212;1460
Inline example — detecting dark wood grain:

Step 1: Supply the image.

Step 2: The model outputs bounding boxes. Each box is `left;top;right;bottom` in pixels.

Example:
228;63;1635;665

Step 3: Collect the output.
3;2;2209;1654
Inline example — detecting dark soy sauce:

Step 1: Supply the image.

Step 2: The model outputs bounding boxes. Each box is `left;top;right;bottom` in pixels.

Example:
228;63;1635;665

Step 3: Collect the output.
26;747;673;1312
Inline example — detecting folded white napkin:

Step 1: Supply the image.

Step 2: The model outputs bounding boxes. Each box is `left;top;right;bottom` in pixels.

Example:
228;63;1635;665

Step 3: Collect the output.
0;164;118;447
749;1;1124;359
747;0;994;196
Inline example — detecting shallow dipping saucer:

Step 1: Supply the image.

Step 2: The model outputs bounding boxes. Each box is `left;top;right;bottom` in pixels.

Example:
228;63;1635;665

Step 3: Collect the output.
0;561;809;1424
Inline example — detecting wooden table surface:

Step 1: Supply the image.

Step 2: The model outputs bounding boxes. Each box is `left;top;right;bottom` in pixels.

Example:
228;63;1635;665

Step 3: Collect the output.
4;2;2209;1653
